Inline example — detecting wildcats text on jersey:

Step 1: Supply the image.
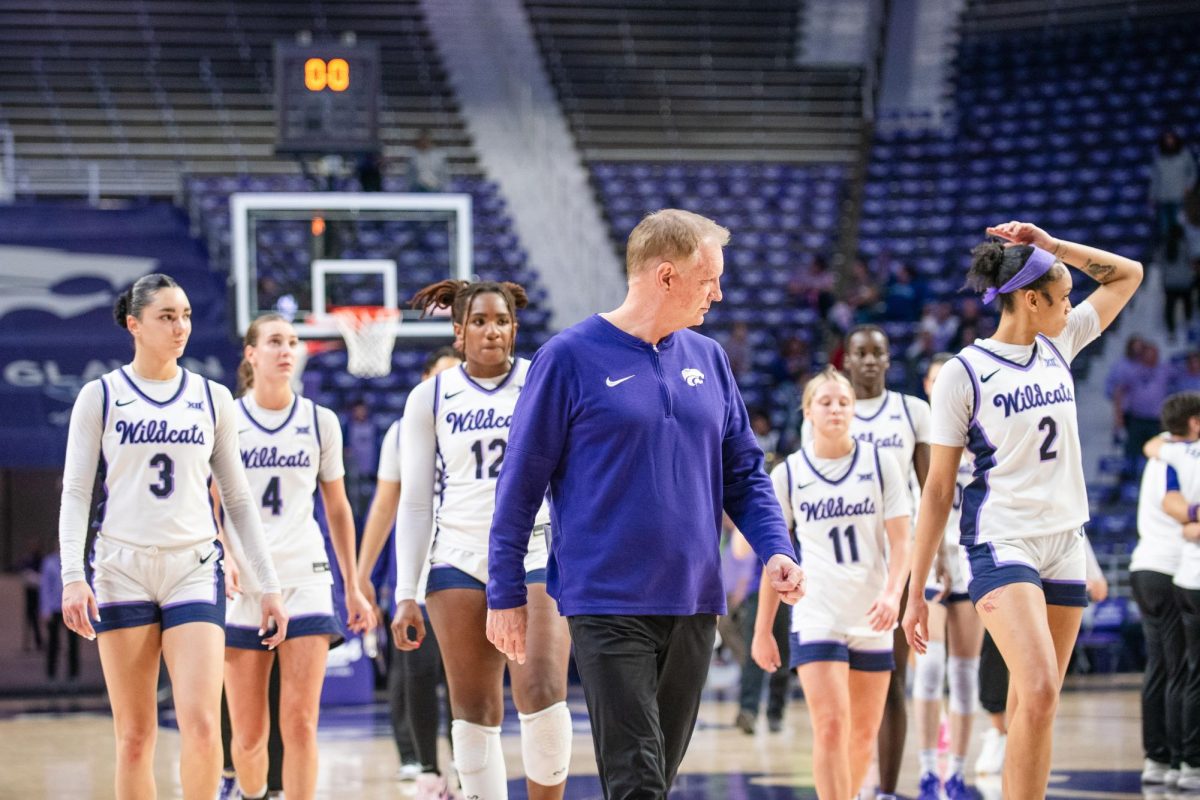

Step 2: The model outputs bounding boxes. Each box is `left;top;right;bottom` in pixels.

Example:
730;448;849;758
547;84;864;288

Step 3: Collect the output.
115;419;206;446
993;382;1074;418
446;407;513;434
799;496;878;523
852;430;904;449
241;446;312;469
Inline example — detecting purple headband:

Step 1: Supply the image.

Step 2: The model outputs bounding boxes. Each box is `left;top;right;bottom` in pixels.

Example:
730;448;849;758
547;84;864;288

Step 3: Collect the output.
981;246;1057;305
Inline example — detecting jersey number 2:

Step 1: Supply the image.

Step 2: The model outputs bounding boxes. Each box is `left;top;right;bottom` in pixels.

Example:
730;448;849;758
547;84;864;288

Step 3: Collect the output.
149;453;174;498
828;525;860;564
1038;416;1059;462
261;476;283;516
471;438;506;479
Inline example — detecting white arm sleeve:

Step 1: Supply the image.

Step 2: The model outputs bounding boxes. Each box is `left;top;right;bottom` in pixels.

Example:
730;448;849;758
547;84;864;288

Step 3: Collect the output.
376;420;402;482
394;379;438;601
929;358;975;448
905;395;932;445
315;405;346;482
58;380;104;585
1049;301;1101;363
770;461;794;531
878;448;913;520
208;383;280;594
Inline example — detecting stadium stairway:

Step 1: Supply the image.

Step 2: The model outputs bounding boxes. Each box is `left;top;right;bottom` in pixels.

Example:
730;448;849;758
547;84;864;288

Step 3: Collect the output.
421;0;625;328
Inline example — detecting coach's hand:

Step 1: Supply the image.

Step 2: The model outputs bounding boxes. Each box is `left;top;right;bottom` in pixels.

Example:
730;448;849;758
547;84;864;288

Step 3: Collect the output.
62;580;100;641
391;599;426;651
486;606;528;665
259;592;289;650
902;586;929;655
765;554;805;605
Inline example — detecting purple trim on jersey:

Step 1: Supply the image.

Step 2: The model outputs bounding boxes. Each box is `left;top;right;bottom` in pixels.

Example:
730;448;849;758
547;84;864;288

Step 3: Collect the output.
93;601;160;633
310;399;322;449
1168;466;1181;492
956;356;995;547
95;452;110;528
203;378;216;424
119;366;190;407
226;612;341;649
787;633;895;671
1037;335;1071;372
873;445;885;498
100;376;110;428
800;440;861;486
956;355;981;425
899;393;916;436
848;649;896;672
965;542;1041;603
966;342;1038;371
925;586;972;604
854;390;891;422
432;372;443;417
458;362;517;395
238;394;300;434
426;564;548;595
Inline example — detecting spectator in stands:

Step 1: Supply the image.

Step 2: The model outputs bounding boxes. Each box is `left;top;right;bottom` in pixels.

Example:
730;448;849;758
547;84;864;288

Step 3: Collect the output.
787;254;836;314
750;410;780;461
846;259;883;322
723;321;754;381
883;263;922;322
346;401;378;518
20;546;43;652
40;547;78;683
1150;130;1198;261
1109;338;1171;466
1163;235;1197;344
951;298;984;350
408;130;449;193
356;153;384;192
906;329;939;396
919;301;959;352
1173;352;1200;394
770;336;812;387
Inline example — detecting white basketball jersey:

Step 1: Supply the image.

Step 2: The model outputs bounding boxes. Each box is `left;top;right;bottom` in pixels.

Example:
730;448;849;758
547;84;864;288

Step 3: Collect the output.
955;337;1088;545
229;396;332;590
432;361;550;556
1131;459;1183;576
850;391;926;517
784;441;891;637
943;455;974;549
1157;441;1200;589
97;367;217;549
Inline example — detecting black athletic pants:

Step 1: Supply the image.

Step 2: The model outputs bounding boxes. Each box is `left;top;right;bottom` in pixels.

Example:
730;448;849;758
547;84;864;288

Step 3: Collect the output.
1132;571;1186;767
978;630;1009;715
736;592;789;719
1176;585;1200;766
387;606;448;773
45;613;79;680
568;614;717;800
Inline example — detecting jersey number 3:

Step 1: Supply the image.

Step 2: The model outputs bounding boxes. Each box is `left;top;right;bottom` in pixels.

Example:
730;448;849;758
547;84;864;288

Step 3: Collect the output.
149;453;174;498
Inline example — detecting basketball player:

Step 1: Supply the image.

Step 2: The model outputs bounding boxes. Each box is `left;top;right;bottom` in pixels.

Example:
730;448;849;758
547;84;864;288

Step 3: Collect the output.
394;280;573;800
59;274;288;799
1142;393;1200;790
218;313;375;800
357;346;460;789
752;368;911;800
912;355;983;800
904;221;1142;798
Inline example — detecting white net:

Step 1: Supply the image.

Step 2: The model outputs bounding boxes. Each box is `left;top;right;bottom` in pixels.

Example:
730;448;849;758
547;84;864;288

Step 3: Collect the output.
333;308;400;378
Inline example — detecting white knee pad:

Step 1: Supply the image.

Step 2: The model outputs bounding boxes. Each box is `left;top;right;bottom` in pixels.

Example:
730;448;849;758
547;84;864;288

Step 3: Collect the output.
451;719;508;800
912;640;946;702
947;656;980;715
518;701;572;787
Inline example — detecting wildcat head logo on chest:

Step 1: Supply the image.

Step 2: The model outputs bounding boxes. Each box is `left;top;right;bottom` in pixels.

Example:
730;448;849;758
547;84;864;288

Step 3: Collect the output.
681;368;705;387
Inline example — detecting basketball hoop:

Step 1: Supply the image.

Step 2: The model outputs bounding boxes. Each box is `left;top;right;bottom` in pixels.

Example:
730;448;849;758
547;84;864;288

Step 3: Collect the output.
330;306;400;378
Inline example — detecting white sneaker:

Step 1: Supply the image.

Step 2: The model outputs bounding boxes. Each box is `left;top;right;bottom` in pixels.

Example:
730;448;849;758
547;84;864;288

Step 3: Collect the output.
397;762;424;782
1177;762;1200;791
974;728;1007;775
1143;758;1172;784
1165;768;1181;786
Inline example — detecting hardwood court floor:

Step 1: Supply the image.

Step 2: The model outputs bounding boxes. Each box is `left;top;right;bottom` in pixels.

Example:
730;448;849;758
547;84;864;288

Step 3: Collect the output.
0;675;1144;799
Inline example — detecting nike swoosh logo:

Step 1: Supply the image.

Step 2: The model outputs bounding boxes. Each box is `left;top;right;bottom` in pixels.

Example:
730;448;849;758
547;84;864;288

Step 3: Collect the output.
115;399;137;407
797;481;814;491
981;369;1001;383
606;375;635;387
199;550;217;565
444;389;465;400
238;429;251;435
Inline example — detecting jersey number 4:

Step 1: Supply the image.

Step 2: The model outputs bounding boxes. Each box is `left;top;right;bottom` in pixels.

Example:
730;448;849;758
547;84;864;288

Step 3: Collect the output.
828;524;860;564
471;438;507;480
261;476;283;516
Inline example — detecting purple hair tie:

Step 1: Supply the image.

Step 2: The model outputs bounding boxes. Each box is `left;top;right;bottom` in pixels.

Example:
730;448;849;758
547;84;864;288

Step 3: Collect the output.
980;246;1057;305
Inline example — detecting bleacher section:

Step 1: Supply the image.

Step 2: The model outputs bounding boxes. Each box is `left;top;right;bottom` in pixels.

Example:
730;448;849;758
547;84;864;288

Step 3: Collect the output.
525;0;865;163
0;0;475;195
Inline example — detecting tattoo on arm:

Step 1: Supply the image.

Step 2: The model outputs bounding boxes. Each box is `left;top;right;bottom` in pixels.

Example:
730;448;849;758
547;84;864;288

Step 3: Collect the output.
1083;258;1117;284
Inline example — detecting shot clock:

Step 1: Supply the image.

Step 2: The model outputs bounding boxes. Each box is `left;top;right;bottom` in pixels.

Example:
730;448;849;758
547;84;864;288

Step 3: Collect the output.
274;41;381;155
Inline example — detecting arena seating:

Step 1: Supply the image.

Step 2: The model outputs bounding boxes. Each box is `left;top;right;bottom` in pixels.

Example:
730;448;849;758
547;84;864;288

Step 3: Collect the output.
0;0;477;194
524;0;864;163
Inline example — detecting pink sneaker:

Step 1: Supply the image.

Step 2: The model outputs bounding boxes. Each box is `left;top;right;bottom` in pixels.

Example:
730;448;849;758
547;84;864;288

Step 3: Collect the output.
415;772;455;800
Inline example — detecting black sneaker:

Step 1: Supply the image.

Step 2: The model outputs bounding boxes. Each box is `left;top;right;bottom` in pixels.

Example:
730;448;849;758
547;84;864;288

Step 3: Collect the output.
734;709;756;734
